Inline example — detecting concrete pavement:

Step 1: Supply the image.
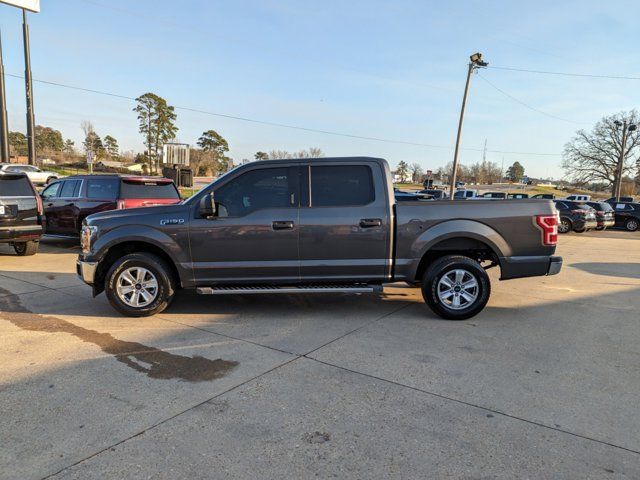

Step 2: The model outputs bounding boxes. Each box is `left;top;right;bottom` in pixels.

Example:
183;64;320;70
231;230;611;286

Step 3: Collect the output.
1;231;639;479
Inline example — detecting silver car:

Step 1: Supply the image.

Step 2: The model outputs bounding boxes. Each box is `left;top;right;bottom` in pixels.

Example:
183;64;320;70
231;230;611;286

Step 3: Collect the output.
0;164;60;185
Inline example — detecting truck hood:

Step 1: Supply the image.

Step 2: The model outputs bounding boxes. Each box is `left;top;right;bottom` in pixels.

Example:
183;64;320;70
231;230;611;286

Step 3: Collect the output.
85;203;187;224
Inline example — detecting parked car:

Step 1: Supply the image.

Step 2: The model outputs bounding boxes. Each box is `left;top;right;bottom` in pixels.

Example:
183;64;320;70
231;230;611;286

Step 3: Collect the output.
482;192;507;199
453;189;479;200
77;157;561;320
41;174;181;237
393;188;430;202
508;193;529;199
611;202;640;232
605;196;635;204
532;194;555;200
554;200;597;233
585;201;615;230
418;189;448;199
0;163;60;186
565;194;591;202
0;172;43;255
455;181;466;188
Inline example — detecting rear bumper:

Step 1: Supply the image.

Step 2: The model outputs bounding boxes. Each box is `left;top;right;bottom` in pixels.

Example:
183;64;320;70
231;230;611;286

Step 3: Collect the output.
0;225;42;242
77;260;98;285
500;255;563;280
597;218;615;228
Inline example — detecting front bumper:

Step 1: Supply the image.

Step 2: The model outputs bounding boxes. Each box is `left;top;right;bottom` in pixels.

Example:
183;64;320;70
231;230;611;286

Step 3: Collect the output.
77;260;98;285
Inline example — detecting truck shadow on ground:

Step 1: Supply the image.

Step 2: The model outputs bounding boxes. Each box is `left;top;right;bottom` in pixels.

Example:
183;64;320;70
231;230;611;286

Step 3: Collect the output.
570;262;640;279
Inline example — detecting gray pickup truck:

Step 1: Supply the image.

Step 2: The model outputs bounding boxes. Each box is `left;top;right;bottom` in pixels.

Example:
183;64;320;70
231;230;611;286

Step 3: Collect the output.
77;157;561;320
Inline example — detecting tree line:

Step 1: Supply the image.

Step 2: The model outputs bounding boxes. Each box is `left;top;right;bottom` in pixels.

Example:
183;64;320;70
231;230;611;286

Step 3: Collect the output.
394;159;523;184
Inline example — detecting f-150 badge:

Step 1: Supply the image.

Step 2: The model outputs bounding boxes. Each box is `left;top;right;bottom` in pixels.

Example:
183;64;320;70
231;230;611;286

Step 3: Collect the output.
160;218;185;226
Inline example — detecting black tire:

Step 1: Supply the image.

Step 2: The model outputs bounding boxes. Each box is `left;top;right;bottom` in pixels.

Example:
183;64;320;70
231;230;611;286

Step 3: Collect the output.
13;240;39;256
574;228;586;233
105;252;176;317
421;255;491;320
558;217;572;234
626;218;639;232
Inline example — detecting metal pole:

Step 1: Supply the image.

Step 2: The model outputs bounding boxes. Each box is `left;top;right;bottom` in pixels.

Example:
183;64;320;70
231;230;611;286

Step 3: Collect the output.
0;29;9;163
22;9;36;166
449;62;474;199
615;121;628;202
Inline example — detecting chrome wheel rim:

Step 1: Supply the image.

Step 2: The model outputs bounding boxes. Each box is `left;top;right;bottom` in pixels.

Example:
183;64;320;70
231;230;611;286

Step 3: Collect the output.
437;269;479;310
559;220;570;233
627;220;638;231
116;267;158;308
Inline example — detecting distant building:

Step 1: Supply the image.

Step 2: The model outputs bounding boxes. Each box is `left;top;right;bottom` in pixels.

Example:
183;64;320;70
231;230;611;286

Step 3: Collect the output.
95;160;125;169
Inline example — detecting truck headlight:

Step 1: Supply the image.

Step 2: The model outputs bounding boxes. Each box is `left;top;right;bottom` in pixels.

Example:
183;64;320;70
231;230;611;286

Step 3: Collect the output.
81;225;99;254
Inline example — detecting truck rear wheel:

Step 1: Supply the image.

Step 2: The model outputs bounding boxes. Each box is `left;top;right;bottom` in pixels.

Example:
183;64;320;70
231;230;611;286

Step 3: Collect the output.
421;255;490;320
13;240;38;256
105;252;176;317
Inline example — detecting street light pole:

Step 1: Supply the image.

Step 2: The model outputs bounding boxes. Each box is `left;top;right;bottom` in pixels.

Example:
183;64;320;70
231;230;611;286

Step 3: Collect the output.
0;28;9;163
449;53;488;199
22;9;36;166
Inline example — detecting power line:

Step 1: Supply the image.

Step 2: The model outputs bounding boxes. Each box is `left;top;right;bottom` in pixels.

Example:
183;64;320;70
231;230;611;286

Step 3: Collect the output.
4;72;561;157
488;65;640;81
477;73;586;125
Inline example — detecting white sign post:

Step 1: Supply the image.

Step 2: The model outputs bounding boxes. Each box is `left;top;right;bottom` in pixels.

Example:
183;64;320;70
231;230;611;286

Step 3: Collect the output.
86;150;94;173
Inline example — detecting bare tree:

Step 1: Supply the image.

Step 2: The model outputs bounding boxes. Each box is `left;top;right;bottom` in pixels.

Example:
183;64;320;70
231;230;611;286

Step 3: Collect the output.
410;163;423;183
267;148;324;159
562;110;640;194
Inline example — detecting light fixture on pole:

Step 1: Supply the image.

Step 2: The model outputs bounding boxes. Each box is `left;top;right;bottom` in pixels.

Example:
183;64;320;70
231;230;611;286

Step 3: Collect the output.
449;52;488;199
613;119;637;202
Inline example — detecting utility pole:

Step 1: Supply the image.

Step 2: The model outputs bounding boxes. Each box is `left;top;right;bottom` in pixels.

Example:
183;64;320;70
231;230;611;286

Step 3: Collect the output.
449;53;488;198
613;120;637;201
0;28;9;163
22;9;36;165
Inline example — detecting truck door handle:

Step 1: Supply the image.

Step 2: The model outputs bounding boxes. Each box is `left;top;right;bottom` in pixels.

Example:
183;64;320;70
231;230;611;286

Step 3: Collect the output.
272;220;294;230
360;218;382;228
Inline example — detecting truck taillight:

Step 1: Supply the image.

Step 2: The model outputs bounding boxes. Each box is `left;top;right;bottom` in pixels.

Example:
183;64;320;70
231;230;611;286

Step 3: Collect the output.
117;200;126;209
35;194;43;216
535;215;558;246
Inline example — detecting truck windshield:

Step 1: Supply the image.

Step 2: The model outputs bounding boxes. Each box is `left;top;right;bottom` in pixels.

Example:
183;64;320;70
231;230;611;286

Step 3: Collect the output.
0;176;33;196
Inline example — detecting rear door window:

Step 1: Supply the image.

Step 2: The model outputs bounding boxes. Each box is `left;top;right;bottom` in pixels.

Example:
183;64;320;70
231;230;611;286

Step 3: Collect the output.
120;180;179;199
86;178;119;200
0;176;33;196
59;180;81;198
310;165;374;207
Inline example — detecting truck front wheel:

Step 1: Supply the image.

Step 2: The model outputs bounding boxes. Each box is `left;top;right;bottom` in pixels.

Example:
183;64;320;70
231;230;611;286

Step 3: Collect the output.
421;255;490;320
105;252;176;317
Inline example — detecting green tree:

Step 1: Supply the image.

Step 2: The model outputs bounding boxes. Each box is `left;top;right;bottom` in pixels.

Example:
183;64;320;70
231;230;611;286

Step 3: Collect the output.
8;131;27;156
134;93;178;174
506;161;525;182
35;125;64;153
197;130;230;174
254;151;269;160
396;161;409;182
103;135;119;158
63;139;75;155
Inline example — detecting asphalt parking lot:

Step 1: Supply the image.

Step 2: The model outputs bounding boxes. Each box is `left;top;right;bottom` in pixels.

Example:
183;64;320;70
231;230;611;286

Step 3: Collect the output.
1;231;639;479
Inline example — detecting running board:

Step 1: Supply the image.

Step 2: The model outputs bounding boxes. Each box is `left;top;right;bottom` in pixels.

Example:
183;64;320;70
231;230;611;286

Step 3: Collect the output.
197;284;383;295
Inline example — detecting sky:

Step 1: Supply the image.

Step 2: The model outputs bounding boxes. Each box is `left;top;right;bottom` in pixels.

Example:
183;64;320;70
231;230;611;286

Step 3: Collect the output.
0;0;639;178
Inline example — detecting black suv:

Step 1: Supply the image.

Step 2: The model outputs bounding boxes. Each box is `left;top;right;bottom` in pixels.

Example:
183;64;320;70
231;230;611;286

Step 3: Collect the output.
611;202;640;232
585;201;615;230
0;172;43;255
553;200;597;233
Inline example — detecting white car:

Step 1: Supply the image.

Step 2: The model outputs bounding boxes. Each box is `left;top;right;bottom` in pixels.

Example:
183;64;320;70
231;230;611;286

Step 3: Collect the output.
565;194;591;202
0;163;60;185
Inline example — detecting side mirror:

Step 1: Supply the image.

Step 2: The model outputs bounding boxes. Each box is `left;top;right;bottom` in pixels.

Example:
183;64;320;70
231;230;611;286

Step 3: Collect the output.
199;191;217;219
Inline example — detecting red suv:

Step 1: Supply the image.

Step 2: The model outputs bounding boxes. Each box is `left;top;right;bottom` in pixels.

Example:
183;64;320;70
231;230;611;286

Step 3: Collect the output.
41;175;181;237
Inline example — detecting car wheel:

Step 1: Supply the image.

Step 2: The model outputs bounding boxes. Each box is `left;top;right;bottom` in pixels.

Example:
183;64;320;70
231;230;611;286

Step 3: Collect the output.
574;228;586;233
105;253;176;317
558;218;572;234
421;255;491;320
626;218;639;232
46;176;57;185
13;240;39;256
